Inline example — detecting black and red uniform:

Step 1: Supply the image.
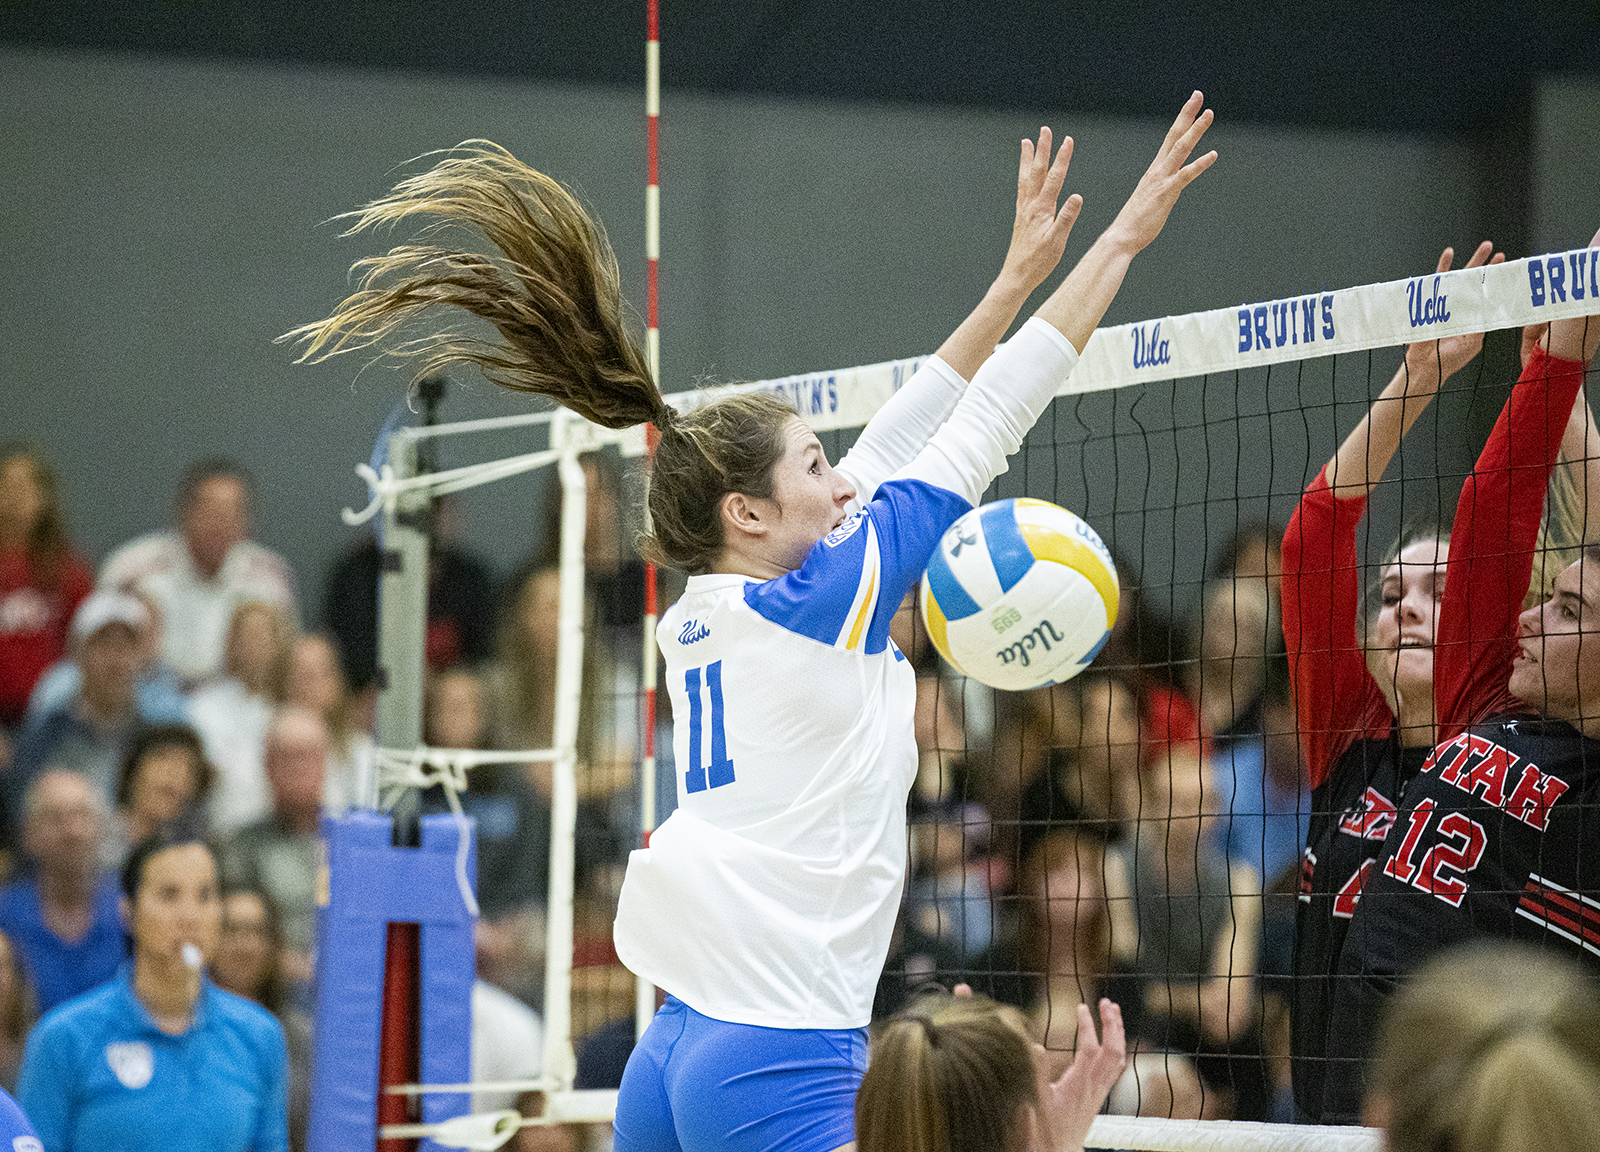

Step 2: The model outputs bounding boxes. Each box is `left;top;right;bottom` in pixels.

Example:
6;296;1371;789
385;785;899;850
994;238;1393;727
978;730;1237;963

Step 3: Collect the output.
1282;474;1438;1122
1322;345;1591;1122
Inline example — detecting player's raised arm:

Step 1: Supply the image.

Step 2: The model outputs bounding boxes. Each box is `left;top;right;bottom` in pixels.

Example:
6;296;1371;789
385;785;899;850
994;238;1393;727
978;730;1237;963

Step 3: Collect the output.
1323;241;1504;495
1034;91;1216;352
932;127;1084;379
894;93;1217;514
835;128;1081;503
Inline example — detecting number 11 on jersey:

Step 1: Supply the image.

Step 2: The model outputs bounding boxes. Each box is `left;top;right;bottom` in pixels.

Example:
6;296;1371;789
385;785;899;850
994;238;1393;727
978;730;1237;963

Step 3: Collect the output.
685;661;736;794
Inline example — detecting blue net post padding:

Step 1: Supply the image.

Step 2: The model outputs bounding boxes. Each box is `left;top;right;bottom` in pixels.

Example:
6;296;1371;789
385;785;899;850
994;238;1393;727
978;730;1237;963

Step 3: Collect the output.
308;810;477;1152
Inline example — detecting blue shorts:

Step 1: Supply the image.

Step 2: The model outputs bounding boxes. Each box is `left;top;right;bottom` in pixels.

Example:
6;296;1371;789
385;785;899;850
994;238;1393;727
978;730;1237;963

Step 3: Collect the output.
613;996;868;1152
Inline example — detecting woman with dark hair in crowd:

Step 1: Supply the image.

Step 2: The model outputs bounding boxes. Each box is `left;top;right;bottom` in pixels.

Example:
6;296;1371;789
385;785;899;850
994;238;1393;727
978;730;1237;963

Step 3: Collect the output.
18;826;289;1150
856;989;1125;1152
1366;943;1600;1152
290;94;1214;1151
0;445;93;735
111;724;216;865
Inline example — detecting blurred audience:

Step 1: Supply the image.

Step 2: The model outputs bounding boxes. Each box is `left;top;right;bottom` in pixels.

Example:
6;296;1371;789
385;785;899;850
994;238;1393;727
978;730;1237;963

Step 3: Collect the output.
99;457;297;687
0;929;35;1093
24;586;188;735
1016;827;1141;1048
110;725;215;867
323;493;496;705
221;707;327;984
487;567;619;792
285;633;373;814
0;771;125;1014
1113;729;1264;1118
421;667;552;1006
0;446;93;734
211;888;312;1152
1190;530;1305;891
10;591;167;808
191;600;296;834
18;829;289;1150
535;451;647;647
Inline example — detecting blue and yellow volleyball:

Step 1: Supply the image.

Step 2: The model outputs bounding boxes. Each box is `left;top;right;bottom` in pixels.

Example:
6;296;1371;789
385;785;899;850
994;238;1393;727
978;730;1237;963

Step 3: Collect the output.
919;498;1119;691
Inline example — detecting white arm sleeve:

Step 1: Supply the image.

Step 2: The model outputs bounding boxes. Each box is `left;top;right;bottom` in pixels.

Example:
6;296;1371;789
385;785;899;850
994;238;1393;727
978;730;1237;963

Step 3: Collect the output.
835;355;969;509
898;317;1079;506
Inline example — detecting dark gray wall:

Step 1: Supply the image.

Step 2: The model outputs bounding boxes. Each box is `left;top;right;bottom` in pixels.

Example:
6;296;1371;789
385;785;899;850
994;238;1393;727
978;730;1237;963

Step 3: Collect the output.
8;46;1576;629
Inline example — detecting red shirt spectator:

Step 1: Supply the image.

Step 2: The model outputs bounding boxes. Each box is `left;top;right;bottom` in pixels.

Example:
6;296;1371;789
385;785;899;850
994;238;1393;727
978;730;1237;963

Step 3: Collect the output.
0;449;92;729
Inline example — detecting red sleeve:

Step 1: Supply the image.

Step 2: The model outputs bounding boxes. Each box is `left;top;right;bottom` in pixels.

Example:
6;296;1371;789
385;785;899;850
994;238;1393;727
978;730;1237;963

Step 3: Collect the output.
1436;345;1588;738
1281;472;1393;790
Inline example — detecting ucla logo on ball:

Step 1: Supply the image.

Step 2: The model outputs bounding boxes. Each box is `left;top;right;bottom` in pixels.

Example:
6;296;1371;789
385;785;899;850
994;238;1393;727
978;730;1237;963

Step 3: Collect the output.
996;620;1065;667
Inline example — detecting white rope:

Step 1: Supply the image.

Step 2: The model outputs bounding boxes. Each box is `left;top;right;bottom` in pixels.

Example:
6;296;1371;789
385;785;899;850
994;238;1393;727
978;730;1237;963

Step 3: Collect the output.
378;1092;620;1147
370;746;486;919
1083;1117;1383;1152
341;448;563;526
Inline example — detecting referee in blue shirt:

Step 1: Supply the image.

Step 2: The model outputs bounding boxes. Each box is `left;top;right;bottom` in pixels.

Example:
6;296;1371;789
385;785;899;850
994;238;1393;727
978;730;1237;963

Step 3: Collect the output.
17;827;289;1152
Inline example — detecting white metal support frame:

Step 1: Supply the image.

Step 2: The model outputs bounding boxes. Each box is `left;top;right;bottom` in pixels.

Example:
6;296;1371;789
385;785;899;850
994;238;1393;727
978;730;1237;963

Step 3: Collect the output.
352;406;634;1128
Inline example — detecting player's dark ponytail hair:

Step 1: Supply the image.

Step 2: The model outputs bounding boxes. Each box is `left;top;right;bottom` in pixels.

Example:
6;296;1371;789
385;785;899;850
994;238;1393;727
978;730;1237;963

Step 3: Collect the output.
1373;943;1600;1152
855;991;1038;1152
285;141;794;575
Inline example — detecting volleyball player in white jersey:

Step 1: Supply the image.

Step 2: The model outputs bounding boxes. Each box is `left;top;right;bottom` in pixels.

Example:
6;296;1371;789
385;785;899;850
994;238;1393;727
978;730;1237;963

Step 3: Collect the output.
289;94;1215;1152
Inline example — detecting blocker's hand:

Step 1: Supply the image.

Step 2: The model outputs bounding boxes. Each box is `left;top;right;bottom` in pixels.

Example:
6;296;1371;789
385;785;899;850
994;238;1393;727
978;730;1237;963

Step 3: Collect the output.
999;127;1085;293
1105;91;1217;255
1024;998;1127;1152
1405;241;1505;385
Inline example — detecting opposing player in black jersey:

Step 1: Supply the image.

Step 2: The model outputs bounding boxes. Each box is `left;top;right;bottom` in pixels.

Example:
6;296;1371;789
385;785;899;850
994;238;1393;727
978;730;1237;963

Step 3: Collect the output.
1323;230;1600;1122
1281;241;1505;1122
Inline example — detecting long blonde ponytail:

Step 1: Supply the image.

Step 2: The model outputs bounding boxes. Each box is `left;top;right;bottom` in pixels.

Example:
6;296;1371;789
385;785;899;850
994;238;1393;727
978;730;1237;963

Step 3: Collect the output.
282;141;664;430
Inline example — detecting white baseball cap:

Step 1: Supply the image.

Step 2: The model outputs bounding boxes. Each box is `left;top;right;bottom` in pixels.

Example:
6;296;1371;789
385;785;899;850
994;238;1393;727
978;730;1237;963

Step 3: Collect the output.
70;590;150;643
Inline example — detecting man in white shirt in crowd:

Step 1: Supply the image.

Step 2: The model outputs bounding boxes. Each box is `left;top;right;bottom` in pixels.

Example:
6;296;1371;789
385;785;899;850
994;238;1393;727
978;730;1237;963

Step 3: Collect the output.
100;458;297;687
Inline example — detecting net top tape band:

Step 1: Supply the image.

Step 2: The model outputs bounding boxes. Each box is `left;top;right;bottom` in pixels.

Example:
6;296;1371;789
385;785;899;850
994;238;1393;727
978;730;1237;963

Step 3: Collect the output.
575;246;1595;456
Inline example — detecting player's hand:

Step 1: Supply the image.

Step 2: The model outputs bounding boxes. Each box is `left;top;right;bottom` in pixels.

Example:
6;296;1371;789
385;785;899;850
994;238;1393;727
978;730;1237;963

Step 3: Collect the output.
1023;999;1126;1152
1403;241;1505;386
998;127;1084;293
1544;224;1600;365
1104;92;1216;256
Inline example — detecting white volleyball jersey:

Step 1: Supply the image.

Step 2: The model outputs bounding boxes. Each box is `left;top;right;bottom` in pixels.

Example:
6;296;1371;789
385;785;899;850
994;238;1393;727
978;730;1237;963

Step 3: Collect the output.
613;317;1079;1030
613;477;971;1029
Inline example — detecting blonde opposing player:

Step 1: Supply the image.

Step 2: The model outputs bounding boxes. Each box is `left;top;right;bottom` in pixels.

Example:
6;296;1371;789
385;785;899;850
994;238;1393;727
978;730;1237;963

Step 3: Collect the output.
290;93;1216;1152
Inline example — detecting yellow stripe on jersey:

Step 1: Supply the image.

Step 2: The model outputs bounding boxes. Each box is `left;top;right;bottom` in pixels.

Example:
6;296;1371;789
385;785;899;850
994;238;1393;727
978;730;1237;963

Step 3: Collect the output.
845;569;877;650
920;585;957;671
833;519;880;651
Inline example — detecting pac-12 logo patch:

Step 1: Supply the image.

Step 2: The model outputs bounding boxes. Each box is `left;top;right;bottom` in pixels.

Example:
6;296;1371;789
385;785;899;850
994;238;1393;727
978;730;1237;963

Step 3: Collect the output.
824;513;864;547
105;1040;154;1089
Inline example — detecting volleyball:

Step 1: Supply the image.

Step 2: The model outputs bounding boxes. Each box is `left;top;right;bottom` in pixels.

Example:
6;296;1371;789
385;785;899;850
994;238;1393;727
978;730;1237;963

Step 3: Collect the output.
920;498;1119;691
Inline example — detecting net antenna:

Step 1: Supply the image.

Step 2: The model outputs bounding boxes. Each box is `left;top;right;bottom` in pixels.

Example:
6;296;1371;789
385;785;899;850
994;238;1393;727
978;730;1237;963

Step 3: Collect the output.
635;0;664;1045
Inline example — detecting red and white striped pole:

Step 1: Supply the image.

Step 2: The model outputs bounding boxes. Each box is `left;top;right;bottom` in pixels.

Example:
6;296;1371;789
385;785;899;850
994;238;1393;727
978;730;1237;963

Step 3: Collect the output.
637;0;662;1042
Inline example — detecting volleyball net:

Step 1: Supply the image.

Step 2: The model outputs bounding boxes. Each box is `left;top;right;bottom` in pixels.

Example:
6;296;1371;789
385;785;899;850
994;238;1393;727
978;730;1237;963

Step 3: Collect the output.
323;245;1596;1152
